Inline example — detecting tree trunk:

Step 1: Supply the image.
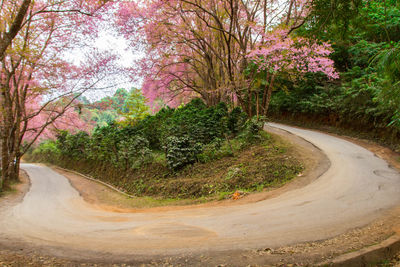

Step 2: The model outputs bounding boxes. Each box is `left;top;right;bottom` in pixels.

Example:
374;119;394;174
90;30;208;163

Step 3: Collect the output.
256;93;260;119
248;91;253;117
10;154;21;182
263;86;273;116
1;134;10;191
263;74;276;116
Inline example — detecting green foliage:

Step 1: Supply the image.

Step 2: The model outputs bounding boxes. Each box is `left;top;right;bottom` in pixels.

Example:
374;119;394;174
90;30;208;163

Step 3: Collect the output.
373;42;400;127
57;131;90;160
355;0;400;42
163;99;229;145
119;88;151;126
164;136;203;170
138;107;174;149
270;0;400;143
239;117;264;142
228;107;248;135
197;138;233;163
26;111;299;200
134;98;247;152
118;135;152;170
374;43;400;84
31;141;60;163
31;99;254;172
91;110;119;127
197;138;222;163
87;125;122;165
85;88;130;127
304;0;362;40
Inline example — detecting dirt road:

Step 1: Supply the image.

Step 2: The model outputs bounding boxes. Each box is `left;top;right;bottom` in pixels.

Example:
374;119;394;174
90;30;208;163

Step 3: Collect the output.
1;123;400;261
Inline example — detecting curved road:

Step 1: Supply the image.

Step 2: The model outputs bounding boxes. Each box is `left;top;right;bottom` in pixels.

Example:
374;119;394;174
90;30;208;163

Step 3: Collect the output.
1;123;400;257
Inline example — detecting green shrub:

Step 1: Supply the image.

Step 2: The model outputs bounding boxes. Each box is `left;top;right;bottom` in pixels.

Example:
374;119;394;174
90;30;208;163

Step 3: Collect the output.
239;117;264;142
31;99;252;172
197;138;225;163
118;135;152;170
228;106;247;135
31;140;60;163
134;107;174;150
57;131;90;160
164;136;203;170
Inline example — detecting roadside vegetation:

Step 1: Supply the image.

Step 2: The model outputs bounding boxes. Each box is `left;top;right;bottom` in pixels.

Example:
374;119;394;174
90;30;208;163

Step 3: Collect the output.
26;99;302;200
0;179;17;197
269;0;400;150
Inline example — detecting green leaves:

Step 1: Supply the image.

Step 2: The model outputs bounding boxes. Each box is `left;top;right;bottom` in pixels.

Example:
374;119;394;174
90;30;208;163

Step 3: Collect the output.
164;136;202;170
118;135;152;170
32;99;255;172
57;131;90;160
119;88;151;126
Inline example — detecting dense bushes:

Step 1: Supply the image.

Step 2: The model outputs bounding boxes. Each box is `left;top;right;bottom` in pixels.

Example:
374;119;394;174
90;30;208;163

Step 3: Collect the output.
25;99;283;199
269;73;400;148
268;41;400;148
28;99;254;172
266;0;400;149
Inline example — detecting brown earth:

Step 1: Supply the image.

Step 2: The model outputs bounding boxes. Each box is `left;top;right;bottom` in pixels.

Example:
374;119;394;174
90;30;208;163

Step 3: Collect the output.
0;170;30;211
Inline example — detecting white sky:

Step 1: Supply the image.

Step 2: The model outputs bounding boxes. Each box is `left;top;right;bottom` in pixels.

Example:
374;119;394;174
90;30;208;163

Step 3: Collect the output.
94;30;138;68
63;25;144;102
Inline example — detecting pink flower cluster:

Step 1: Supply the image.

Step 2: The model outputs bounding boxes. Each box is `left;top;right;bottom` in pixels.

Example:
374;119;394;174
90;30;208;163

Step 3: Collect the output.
248;30;339;79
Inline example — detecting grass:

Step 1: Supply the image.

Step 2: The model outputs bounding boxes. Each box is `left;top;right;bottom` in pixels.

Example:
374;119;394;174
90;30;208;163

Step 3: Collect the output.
376;260;392;267
0;180;19;198
114;195;211;208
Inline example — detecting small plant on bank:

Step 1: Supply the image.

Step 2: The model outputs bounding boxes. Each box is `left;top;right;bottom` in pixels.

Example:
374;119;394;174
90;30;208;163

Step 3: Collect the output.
164;135;203;170
239;116;265;143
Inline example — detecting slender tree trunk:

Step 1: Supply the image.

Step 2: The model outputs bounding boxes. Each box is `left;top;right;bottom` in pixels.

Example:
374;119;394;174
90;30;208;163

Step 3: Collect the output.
0;144;5;191
263;74;276;116
10;153;20;182
15;156;21;182
1;127;10;191
0;141;2;190
263;86;273;116
261;72;271;115
248;91;253;117
285;0;294;26
256;93;260;119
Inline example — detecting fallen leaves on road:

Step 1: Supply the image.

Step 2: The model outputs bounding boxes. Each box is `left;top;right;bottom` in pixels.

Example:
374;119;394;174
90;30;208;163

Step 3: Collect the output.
232;190;245;200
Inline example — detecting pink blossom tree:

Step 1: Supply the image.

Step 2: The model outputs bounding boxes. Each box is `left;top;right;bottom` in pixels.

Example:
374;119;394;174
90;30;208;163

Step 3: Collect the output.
117;0;328;114
0;0;115;190
247;28;339;116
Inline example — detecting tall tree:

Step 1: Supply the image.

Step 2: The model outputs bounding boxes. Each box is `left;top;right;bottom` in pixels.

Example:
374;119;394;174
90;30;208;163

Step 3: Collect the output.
118;0;337;115
119;88;150;126
0;0;114;190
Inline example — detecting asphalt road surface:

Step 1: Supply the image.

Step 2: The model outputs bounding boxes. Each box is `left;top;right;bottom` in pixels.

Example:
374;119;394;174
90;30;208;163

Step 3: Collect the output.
1;123;400;257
